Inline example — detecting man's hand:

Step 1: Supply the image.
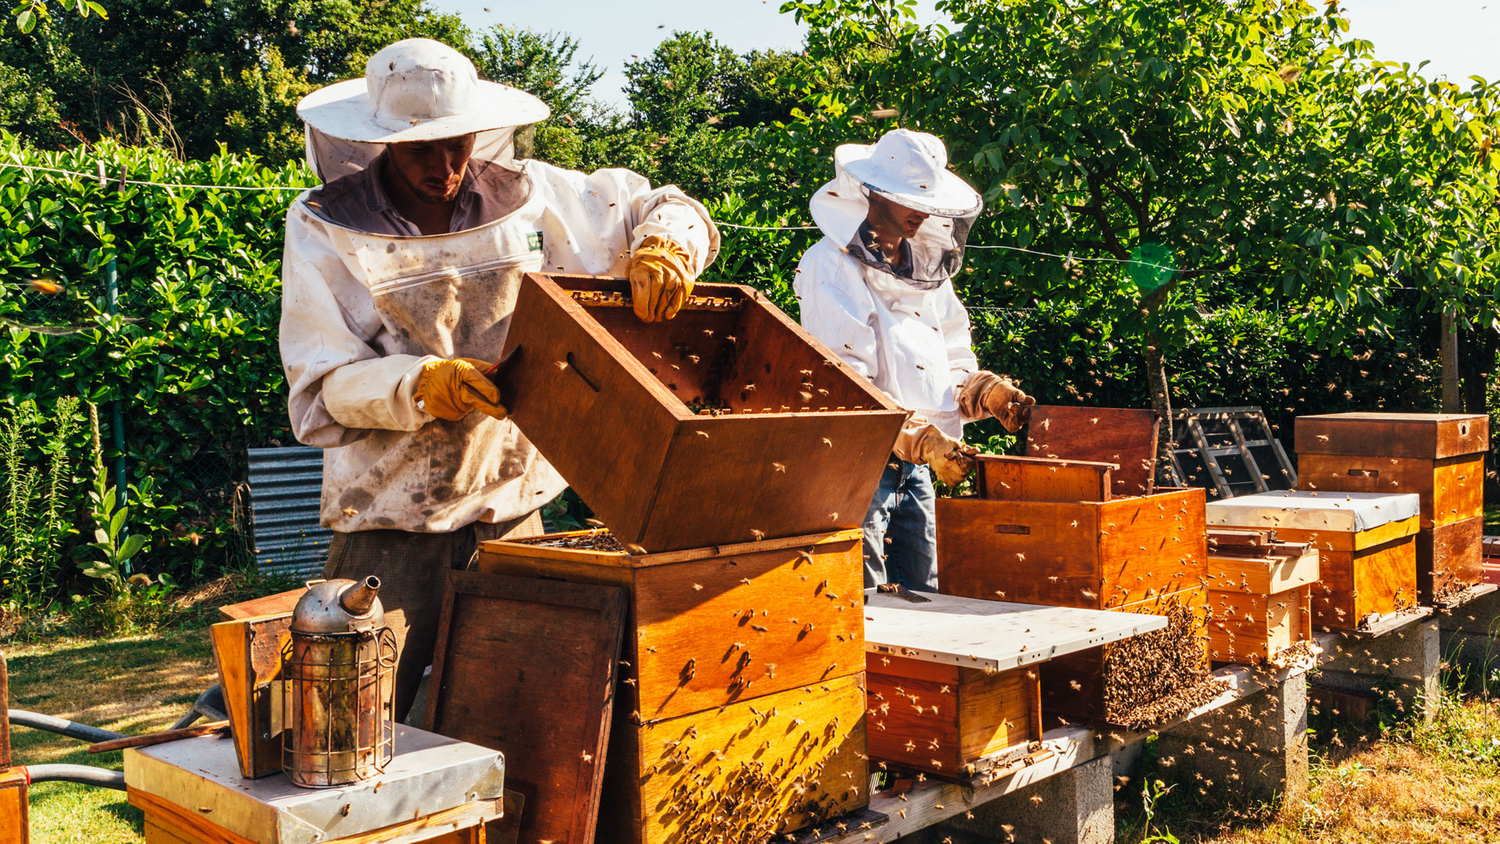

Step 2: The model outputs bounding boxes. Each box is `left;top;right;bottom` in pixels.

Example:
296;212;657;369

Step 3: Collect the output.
981;377;1035;432
415;358;508;422
627;235;694;322
916;428;978;486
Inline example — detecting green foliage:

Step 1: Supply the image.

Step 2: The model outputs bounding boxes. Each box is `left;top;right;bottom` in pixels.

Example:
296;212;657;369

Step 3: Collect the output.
0;133;311;599
0;397;84;605
9;0;105;35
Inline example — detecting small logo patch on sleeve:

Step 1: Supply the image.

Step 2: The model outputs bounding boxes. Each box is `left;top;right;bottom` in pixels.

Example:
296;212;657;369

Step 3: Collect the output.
527;232;543;252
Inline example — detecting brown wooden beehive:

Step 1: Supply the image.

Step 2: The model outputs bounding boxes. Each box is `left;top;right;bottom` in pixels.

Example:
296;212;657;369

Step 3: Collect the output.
936;455;1214;725
1206;529;1319;665
1295;412;1487;603
1206;490;1419;631
497;274;907;552
474;529;869;844
865;654;1040;778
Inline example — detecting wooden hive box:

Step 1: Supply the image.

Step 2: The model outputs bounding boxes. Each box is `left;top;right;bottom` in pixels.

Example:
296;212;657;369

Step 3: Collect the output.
1206;529;1319;665
937;455;1214;726
861;590;1169;779
497;274;907;552
1206;490;1419;631
475;529;869;844
1296;412;1487;603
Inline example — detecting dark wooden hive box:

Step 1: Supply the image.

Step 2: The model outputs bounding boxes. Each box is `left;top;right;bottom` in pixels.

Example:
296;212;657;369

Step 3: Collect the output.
497;274;908;553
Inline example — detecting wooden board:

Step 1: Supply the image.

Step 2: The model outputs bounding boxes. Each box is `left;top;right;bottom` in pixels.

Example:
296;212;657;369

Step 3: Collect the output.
596;673;868;844
1297;453;1483;528
0;655;9;773
1294;412;1488;459
975;455;1113;502
217;588;306;622
209;613;291;779
1206;547;1319;595
936;487;1207;611
1209;585;1313;665
498;274;907;551
1310;537;1417;630
0;771;26;844
133;788;485;844
1417;517;1485;604
475;529;865;722
1025;406;1160;497
425;571;627;844
1274;515;1420;552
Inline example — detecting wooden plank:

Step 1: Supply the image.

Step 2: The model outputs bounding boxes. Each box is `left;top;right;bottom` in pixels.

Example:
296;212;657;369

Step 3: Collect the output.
1297;453;1483;528
1097;488;1207;608
1294;412;1488;459
1206;548;1319;595
1024;406;1160;497
1275;514;1420;552
0;771;25;844
0;655;9;773
209;614;291;779
935;497;1103;607
425;571;626;844
128;788;257;844
957;667;1038;762
217;589;305;622
1311;538;1418;631
1417;517;1484;605
868;666;962;774
479;528;862;569
975;455;1112;503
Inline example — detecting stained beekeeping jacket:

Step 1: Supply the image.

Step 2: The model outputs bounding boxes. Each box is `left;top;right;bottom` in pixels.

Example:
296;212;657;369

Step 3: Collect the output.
280;39;720;533
793;129;985;448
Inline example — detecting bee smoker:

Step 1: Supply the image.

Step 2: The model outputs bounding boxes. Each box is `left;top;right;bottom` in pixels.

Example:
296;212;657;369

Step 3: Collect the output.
282;576;396;787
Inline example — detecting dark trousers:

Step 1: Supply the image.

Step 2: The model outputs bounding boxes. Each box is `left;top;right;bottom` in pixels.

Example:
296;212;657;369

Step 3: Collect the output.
322;511;542;722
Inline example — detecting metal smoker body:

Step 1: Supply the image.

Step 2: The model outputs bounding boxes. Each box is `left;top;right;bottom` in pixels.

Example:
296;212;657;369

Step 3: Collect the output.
283;576;396;787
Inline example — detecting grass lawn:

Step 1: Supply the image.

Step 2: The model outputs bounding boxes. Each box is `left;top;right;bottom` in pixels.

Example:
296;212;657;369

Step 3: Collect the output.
7;617;1500;843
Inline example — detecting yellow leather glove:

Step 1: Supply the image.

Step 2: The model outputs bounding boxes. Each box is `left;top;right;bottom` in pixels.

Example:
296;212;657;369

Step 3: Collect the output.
915;427;978;487
981;377;1035;433
627;235;694;322
415;358;508;422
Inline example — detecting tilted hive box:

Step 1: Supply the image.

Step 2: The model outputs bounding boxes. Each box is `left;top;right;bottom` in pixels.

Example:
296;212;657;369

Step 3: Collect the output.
498;274;907;552
475;530;869;844
1205;490;1419;631
1295;412;1487;603
936;455;1213;726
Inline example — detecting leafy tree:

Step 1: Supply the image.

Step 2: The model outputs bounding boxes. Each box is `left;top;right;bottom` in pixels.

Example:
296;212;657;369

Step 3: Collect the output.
773;0;1500;467
1;0;470;162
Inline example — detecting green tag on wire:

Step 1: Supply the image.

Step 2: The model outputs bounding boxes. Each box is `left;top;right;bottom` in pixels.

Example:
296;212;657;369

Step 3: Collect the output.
1129;242;1176;293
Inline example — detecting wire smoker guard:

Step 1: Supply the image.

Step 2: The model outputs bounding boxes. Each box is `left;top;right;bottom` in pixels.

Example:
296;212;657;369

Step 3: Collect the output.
282;577;397;788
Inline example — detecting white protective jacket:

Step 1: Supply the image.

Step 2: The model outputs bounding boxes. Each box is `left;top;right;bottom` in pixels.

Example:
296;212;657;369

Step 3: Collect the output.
281;159;719;533
794;174;986;451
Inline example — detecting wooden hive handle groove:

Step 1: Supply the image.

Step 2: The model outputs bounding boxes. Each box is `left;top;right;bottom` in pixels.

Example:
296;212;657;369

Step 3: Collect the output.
566;352;601;393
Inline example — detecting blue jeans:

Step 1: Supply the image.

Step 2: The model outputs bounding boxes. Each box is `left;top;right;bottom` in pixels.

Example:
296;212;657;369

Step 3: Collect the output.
861;457;938;590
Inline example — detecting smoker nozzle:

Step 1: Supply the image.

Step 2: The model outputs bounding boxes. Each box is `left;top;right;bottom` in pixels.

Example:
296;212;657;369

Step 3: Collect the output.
340;576;381;615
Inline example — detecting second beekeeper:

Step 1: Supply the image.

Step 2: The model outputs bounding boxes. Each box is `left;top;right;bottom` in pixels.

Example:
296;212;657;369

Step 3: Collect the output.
279;38;720;719
795;129;1032;591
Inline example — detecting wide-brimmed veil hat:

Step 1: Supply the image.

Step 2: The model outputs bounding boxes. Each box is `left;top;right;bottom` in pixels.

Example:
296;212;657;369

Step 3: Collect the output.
838;129;980;218
809;129;982;287
297;38;549;144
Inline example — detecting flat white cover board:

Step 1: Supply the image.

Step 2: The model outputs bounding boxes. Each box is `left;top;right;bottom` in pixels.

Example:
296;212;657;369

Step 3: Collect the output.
864;590;1169;671
1206;490;1419;533
125;724;504;844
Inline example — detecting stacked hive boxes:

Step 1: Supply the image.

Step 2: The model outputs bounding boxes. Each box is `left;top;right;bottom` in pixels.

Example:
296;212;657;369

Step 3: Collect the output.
1205;490;1420;630
1205;529;1319;665
1295;413;1487;603
473;274;909;843
936;455;1214;726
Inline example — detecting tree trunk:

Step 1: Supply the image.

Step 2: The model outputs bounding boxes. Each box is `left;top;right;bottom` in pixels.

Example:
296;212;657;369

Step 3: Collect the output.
1441;308;1461;412
1144;327;1174;487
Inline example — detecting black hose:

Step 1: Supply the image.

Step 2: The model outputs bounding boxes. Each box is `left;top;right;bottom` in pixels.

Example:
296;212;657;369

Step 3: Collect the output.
170;685;227;731
22;764;126;790
8;710;125;744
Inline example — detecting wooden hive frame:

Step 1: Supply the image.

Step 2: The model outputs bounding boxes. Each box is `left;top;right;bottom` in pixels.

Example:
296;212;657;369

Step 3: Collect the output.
497;274;908;552
1206;529;1319;665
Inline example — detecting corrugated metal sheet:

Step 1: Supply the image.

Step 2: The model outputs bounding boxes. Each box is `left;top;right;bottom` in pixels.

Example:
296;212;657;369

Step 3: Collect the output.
247;446;331;579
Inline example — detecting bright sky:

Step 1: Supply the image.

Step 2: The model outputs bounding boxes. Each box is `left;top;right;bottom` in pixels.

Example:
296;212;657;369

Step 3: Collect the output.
426;0;1500;109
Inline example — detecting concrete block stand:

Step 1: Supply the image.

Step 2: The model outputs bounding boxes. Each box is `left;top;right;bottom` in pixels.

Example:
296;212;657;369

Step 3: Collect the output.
1314;616;1440;724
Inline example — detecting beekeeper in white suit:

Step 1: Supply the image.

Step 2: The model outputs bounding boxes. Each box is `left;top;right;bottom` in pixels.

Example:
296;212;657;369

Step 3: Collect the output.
795;129;1031;591
279;38;719;718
